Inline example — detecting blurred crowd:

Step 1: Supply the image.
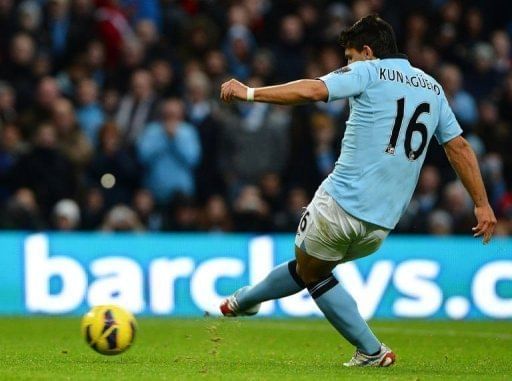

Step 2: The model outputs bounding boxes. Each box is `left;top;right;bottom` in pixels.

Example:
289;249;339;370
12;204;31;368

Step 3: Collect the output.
0;0;511;235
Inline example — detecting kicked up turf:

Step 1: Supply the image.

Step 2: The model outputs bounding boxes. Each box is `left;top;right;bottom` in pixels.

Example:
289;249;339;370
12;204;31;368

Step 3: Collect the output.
0;317;511;380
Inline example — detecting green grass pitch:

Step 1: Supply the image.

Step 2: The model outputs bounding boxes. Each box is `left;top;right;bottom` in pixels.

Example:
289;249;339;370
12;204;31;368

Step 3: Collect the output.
0;317;511;380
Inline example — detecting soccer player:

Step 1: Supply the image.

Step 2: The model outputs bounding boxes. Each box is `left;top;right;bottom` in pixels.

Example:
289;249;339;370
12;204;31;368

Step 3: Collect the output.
219;15;497;367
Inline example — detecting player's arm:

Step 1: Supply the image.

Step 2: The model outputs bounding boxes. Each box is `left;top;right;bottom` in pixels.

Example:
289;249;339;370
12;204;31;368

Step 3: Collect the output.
443;136;497;243
220;78;328;105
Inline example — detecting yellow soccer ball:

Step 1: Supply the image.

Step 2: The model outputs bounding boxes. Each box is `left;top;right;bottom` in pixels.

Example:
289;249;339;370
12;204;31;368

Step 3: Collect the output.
81;305;137;355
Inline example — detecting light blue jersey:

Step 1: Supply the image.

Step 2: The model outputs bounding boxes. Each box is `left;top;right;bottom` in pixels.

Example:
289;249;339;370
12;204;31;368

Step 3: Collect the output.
319;55;462;229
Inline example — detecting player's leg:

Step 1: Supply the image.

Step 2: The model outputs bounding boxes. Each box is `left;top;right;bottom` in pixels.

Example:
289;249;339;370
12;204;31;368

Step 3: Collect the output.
220;193;319;316
339;225;396;366
220;259;305;316
295;246;382;356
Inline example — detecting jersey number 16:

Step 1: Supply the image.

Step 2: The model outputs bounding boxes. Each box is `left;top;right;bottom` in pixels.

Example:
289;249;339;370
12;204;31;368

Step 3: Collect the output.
385;98;430;161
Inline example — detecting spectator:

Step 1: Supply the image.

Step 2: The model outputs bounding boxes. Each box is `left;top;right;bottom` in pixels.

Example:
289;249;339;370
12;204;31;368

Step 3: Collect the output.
498;191;512;220
419;46;441;75
418;166;442;209
227;3;250;29
0;0;15;55
0;188;44;230
52;198;80;231
273;187;310;232
3;33;36;112
150;59;179;98
0;124;26;201
0;82;17;128
273;15;306;82
480;153;507;209
132;189;162;231
185;70;224;201
314;48;348;121
437;64;478;128
435;0;462;63
491;30;511;74
84;40;107;87
21;76;61;138
160;0;189;47
352;0;374;21
43;0;72;66
52;97;93;168
322;3;352;44
185;70;214;126
403;13;429;66
66;0;96;64
32;50;53;80
427;209;453;236
121;0;161;26
75;78;105;146
95;0;134;67
135;20;159;57
310;113;337;181
101;204;144;232
233;185;271;232
442;181;474;234
115;69;158;146
113;38;147;90
81;187;105;230
494;219;510;236
465;7;484;41
204;49;228;91
137;98;201;204
397;165;442;233
163;193;199;231
87;122;140;208
199;194;233;232
223;24;255;81
251;49;276;85
296;1;321;46
9;123;76;216
183;17;220;61
288;111;340;195
101;87;120;120
465;43;502;101
260;172;285;216
219;77;290;192
17;1;42;38
475;100;510;156
54;60;88;98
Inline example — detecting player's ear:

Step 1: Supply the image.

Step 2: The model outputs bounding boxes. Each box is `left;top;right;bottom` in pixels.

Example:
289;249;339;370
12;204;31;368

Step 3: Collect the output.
362;45;374;60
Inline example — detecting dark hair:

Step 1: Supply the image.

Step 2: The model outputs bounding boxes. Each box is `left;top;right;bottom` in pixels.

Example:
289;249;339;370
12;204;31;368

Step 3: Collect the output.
339;15;398;58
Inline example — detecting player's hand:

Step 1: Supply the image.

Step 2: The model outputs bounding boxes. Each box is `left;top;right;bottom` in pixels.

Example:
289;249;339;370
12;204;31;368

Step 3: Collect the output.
472;204;497;244
220;79;248;103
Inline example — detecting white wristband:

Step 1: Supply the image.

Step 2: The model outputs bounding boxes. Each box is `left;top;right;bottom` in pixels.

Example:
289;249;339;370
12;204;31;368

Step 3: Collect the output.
247;87;255;102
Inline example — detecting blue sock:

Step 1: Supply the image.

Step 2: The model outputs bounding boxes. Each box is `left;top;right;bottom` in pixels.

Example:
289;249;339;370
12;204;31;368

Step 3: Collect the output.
236;260;305;310
308;273;381;355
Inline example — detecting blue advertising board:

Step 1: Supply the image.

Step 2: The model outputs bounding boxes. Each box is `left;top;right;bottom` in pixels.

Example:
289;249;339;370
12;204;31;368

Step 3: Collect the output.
0;232;511;319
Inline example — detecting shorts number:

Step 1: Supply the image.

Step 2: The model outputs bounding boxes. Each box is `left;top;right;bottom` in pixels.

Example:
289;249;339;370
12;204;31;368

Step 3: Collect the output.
299;211;310;232
385;98;430;161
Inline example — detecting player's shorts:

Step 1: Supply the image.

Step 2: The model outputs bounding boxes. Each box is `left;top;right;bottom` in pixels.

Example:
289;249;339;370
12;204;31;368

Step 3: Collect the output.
294;187;390;262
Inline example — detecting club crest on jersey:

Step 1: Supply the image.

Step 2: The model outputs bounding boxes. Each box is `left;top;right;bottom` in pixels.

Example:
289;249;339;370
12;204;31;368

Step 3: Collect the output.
333;66;351;74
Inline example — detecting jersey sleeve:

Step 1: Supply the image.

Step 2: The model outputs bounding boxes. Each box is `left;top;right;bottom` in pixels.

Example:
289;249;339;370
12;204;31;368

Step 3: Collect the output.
318;61;373;102
434;93;463;144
